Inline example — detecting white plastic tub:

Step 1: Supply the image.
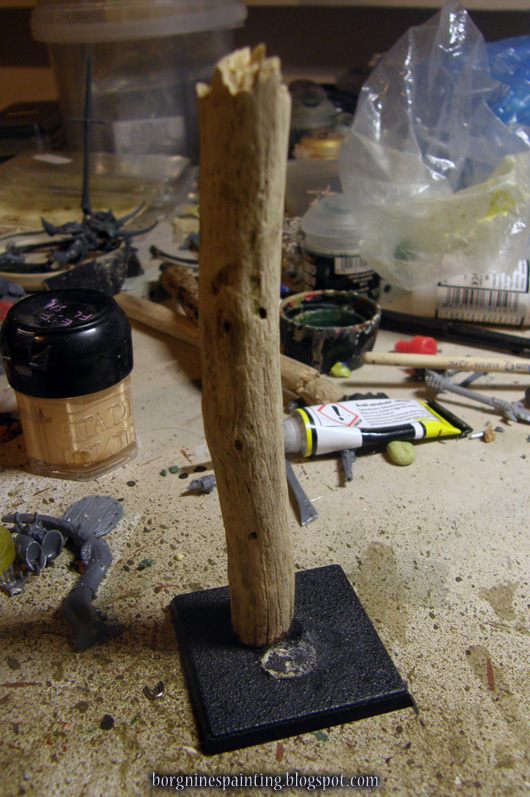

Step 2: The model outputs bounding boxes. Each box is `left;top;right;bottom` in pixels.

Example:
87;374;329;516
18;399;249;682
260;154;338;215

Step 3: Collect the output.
31;0;247;162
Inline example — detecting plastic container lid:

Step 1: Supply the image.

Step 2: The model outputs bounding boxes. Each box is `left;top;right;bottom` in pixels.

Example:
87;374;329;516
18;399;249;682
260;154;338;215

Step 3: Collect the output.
31;0;247;44
301;192;360;256
0;289;133;399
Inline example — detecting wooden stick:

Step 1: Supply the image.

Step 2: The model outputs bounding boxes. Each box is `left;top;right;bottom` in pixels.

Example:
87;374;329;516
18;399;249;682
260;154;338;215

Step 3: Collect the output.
159;263;199;324
158;264;345;403
279;351;344;404
115;293;199;348
115;292;345;405
363;351;530;374
197;46;294;647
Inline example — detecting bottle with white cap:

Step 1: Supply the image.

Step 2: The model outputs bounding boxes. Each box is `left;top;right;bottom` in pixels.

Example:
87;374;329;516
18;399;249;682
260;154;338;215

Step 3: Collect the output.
300;192;380;300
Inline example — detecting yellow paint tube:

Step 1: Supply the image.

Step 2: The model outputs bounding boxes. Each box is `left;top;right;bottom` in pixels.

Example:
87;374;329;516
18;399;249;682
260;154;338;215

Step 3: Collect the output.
283;397;471;457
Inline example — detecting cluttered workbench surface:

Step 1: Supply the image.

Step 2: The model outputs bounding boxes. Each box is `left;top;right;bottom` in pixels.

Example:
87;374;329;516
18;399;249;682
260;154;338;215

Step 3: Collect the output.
1;4;530;794
1;215;529;795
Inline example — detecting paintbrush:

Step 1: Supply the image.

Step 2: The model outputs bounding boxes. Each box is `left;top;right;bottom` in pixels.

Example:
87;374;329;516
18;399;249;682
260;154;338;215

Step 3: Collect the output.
362;351;530;375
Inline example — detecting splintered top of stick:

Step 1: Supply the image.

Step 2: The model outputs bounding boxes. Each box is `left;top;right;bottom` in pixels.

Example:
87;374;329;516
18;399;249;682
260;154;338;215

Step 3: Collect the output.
196;45;283;99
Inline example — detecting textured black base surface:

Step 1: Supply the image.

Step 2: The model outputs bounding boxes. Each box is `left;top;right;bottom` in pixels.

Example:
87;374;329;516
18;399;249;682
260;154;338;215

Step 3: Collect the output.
170;564;414;754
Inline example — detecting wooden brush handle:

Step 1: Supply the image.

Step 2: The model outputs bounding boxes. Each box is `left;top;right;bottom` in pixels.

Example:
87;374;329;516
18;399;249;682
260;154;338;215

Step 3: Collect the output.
363;350;530;374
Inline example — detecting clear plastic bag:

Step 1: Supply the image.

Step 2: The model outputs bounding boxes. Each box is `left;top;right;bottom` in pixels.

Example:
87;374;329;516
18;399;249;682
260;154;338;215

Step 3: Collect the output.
338;2;530;290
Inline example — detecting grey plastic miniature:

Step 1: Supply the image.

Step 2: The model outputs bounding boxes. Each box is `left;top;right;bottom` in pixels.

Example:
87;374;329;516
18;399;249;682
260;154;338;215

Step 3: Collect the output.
426;370;530;423
12;517;65;572
341;449;357;482
187;474;217;494
285;458;318;526
2;495;123;651
15;533;46;572
0;564;28;596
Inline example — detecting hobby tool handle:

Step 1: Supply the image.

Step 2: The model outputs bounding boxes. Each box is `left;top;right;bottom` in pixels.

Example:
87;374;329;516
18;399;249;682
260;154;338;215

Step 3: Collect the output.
380;309;530;357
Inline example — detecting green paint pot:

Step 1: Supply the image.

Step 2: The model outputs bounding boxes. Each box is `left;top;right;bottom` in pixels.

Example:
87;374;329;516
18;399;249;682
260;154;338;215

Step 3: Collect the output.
279;289;381;373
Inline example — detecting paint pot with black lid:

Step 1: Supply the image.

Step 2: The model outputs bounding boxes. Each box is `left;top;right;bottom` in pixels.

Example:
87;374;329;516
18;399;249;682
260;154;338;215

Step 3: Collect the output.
300;192;380;299
0;288;137;479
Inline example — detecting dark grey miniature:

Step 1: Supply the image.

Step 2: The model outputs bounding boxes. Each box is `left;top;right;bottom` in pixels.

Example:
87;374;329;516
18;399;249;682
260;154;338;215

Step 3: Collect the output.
2;495;123;650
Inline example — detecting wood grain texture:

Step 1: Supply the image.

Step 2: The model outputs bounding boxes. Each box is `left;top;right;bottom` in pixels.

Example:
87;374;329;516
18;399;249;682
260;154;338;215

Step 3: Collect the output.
115;293;200;347
116;292;346;405
160;264;199;324
197;45;294;647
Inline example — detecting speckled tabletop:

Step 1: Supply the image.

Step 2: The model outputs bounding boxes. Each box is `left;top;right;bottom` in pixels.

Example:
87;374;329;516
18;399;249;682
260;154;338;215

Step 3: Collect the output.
1;253;529;796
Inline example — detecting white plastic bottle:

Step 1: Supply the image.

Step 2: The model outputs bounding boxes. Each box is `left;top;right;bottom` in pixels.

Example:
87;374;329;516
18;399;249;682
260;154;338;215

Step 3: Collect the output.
380;259;530;327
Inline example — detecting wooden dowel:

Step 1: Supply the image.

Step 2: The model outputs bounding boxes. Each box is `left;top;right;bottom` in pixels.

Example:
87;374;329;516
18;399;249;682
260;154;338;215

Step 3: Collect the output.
159;263;199;324
116;292;345;405
363;351;530;374
279;351;344;404
197;46;294;647
115;293;200;347
158;264;344;404
158;264;346;404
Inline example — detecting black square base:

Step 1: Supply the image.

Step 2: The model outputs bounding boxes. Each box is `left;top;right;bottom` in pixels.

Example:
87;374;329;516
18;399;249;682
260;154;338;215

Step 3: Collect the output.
170;564;414;754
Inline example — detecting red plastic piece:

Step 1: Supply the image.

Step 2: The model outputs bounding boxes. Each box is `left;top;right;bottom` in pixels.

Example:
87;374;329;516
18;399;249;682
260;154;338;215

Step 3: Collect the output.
0;299;14;323
394;335;437;355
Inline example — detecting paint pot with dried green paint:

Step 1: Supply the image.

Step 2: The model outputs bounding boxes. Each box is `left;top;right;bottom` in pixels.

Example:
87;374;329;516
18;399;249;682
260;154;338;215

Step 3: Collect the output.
279;289;381;373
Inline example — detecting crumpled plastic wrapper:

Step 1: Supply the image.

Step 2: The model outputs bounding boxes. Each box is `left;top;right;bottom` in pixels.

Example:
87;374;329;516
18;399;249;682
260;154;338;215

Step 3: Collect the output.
339;1;530;289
